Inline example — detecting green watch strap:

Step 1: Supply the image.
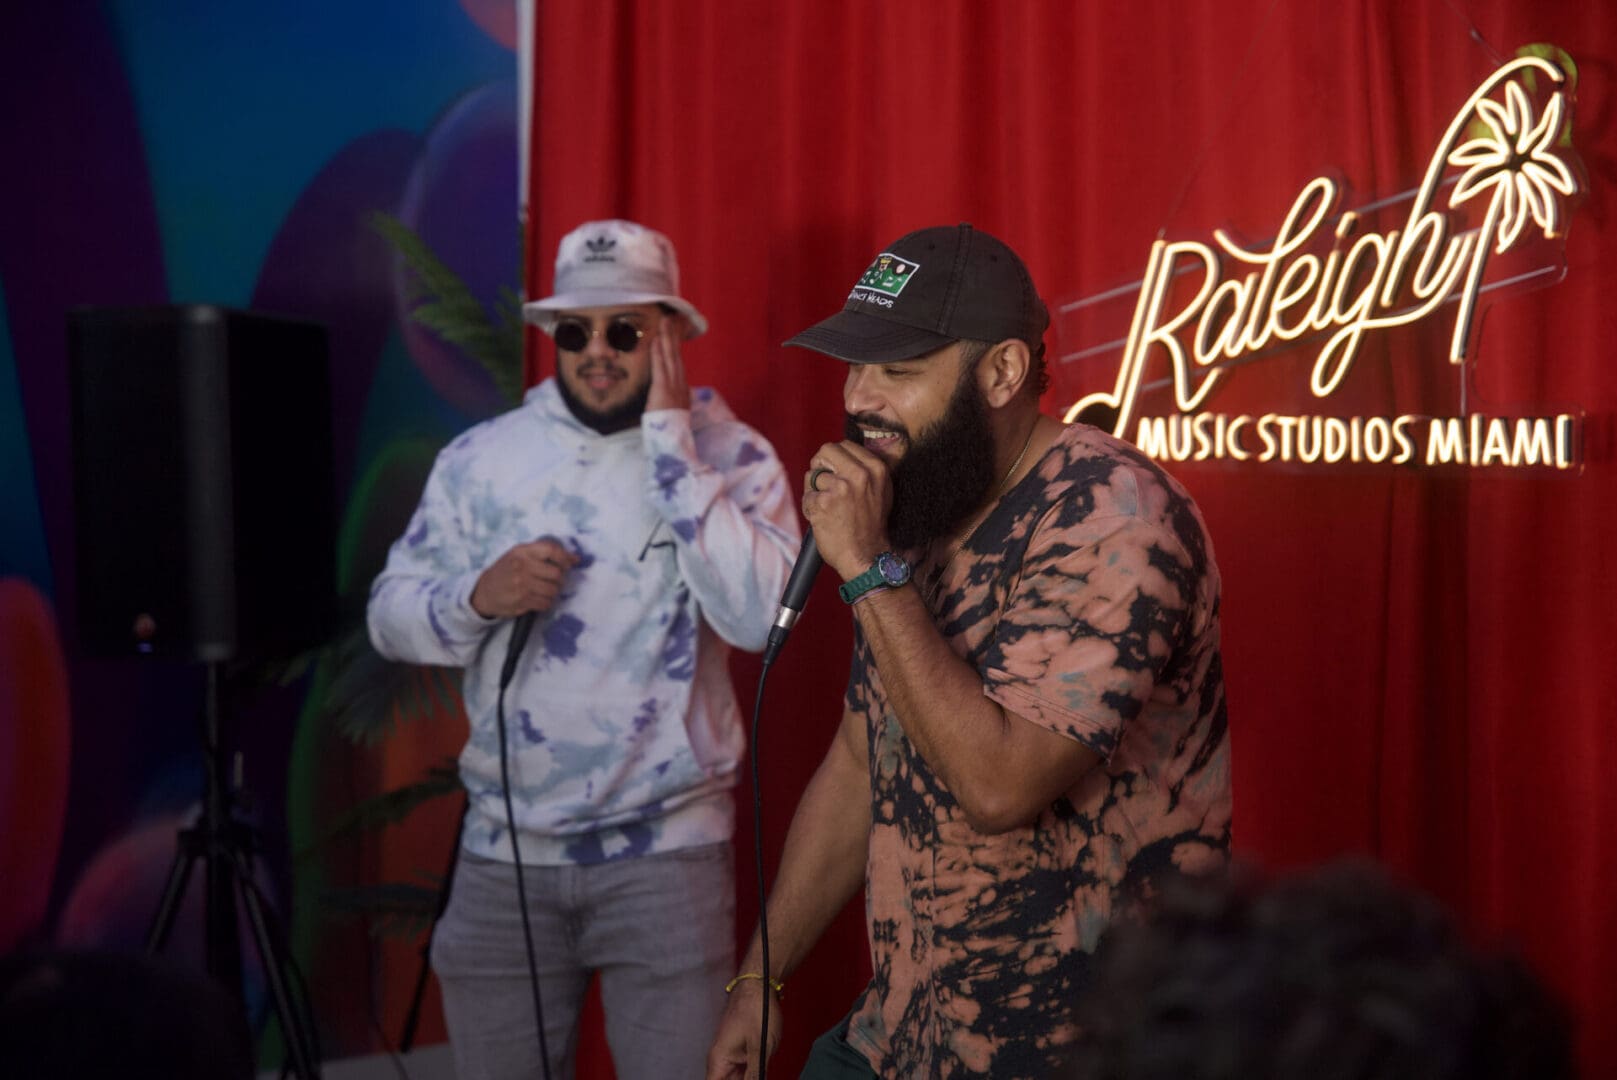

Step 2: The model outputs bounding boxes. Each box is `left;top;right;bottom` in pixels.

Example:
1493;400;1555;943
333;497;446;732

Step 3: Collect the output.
839;565;887;604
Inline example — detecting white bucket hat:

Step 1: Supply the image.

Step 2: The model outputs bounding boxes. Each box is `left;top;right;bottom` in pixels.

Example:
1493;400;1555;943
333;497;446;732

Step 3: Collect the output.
522;219;708;338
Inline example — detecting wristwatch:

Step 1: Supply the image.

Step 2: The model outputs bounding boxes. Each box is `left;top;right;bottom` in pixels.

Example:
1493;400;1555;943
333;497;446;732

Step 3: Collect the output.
839;551;912;604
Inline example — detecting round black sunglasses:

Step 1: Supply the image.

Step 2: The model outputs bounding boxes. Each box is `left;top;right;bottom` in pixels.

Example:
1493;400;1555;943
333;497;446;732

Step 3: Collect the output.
553;317;645;354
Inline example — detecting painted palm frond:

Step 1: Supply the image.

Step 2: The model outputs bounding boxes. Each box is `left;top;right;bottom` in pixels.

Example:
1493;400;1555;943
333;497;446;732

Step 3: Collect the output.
313;624;462;747
320;880;444;939
370;211;524;407
314;760;463;846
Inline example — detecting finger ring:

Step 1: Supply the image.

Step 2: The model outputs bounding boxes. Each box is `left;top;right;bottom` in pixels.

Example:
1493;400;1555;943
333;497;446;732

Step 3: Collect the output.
809;467;832;492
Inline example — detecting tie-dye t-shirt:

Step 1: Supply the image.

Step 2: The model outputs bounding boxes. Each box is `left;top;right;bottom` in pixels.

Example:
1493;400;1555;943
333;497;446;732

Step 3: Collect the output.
844;422;1232;1078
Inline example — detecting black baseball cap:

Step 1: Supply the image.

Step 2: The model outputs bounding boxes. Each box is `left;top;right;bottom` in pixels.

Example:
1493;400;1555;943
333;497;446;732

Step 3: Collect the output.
784;223;1049;364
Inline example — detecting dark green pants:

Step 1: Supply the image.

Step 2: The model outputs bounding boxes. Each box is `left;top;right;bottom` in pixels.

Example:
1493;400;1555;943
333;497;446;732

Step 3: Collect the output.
799;1016;879;1079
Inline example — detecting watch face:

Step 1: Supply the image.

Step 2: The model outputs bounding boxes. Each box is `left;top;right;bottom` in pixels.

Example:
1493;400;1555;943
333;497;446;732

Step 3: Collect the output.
876;551;911;586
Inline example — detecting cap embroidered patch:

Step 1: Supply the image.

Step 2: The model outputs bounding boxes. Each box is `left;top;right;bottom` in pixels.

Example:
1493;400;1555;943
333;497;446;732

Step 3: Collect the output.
857;253;920;298
785;223;1046;364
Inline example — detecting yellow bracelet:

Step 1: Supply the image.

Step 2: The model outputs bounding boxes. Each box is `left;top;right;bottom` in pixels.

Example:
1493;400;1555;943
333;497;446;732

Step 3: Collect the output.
724;972;785;998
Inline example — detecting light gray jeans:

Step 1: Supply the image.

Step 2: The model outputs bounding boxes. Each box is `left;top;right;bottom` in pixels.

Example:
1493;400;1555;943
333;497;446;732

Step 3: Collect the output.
430;843;736;1080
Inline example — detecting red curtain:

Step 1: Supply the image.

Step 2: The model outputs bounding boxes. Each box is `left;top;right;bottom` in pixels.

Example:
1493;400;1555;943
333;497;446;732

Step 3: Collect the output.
525;2;1617;1074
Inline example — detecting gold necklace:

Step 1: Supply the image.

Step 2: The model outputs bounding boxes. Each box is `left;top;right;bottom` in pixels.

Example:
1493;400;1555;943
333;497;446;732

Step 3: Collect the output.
924;420;1038;606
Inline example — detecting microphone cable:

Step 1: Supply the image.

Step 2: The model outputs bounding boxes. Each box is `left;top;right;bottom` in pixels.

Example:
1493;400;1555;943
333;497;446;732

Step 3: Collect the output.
492;526;817;1079
496;611;555;1080
748;527;821;1078
748;655;776;1080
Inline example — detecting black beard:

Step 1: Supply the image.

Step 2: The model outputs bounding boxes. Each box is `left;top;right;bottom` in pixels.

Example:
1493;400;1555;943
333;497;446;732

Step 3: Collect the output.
555;369;651;435
845;372;997;551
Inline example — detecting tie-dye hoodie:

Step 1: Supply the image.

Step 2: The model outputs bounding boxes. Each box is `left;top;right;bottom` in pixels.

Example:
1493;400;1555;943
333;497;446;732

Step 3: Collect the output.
367;378;799;865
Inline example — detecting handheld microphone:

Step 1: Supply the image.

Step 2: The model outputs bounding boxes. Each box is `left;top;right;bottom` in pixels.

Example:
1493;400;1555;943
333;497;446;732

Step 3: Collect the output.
500;611;538;689
762;529;821;664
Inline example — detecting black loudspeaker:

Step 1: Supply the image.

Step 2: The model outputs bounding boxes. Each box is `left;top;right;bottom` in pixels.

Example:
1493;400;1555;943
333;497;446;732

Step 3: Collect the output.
68;305;338;661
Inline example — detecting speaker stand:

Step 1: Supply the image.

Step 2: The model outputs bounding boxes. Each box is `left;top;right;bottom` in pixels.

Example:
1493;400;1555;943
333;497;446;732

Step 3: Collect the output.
145;661;322;1079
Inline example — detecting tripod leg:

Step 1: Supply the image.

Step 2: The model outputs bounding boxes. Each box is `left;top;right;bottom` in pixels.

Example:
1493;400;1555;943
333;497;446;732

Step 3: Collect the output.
206;831;245;995
235;858;323;1080
146;827;201;953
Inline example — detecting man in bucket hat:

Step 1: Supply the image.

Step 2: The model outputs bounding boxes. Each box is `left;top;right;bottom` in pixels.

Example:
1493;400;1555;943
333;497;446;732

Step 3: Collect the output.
370;219;799;1079
707;224;1232;1079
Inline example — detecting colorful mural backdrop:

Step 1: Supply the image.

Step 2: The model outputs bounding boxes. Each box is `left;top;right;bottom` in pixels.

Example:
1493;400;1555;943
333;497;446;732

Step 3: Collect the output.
1;1;517;1062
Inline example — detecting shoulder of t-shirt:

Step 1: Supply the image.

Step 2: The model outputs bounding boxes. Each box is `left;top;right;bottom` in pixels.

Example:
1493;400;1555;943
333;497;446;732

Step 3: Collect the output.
1033;423;1211;560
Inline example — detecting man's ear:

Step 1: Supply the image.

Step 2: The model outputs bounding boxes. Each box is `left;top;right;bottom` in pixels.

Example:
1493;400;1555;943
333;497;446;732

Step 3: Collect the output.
977;339;1031;408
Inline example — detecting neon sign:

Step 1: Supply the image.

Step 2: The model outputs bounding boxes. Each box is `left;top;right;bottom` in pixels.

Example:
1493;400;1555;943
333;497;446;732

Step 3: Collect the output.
1065;54;1583;470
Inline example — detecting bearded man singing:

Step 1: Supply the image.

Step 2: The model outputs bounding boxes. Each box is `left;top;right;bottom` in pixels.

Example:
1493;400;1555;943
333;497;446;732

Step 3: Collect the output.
707;224;1232;1080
